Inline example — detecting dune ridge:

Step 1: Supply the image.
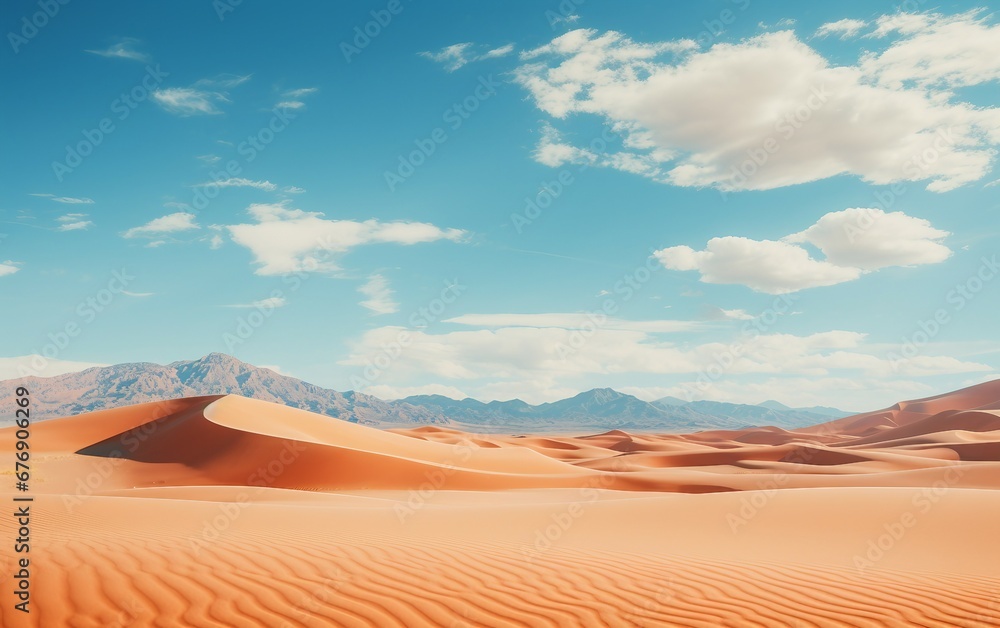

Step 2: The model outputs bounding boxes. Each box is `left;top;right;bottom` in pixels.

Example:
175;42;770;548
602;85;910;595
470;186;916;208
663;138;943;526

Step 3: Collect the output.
2;381;1000;626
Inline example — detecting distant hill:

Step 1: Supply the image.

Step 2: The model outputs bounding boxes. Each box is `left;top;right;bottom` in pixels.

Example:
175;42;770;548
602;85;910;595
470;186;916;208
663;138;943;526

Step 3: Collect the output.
0;353;441;426
0;353;850;431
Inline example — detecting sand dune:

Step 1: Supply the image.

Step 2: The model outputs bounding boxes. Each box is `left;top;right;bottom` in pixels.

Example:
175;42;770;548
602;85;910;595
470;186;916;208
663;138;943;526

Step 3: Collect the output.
2;382;1000;626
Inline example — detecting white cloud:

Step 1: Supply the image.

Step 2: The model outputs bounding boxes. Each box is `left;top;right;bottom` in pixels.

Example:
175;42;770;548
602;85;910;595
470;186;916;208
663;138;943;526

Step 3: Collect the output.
283;87;318;99
815;19;868;39
152;87;225;116
199;177;277;192
443;313;700;332
121;290;154;297
421;42;516;71
224;296;287;309
710;307;755;321
482;43;515;59
863;10;1000;89
197;154;221;165
420;43;475;71
30;193;94;204
274;86;317;110
123;212;200;238
283;186;306;194
358;274;399;315
152;75;250;116
656;237;862;294
655;208;951;293
515;19;1000;192
341;322;988;404
209;234;224;249
56;213;93;231
84;38;149;62
0;261;21;277
226;202;465;276
785;208;951;270
0;356;108;379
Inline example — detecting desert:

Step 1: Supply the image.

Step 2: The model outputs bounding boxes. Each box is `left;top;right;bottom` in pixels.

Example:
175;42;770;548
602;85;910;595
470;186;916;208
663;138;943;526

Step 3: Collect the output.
2;381;999;626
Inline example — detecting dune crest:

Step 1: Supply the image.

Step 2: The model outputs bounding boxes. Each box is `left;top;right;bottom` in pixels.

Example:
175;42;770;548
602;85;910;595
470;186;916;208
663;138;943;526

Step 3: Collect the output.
2;382;1000;626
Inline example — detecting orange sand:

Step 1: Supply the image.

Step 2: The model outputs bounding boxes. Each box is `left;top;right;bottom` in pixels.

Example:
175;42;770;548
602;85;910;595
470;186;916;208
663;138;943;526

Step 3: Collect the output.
2;382;1000;626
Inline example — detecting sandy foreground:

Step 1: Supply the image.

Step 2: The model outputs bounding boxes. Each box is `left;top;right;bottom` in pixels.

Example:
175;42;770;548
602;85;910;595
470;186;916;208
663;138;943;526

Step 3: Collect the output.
1;382;1000;627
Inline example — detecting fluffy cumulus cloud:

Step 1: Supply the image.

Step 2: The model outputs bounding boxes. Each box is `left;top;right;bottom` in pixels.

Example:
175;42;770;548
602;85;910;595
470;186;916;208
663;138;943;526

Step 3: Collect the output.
785;208;951;270
358;274;399;315
655;208;951;293
656;237;862;294
226;202;465;275
342;318;989;404
514;12;1000;192
123;212;200;238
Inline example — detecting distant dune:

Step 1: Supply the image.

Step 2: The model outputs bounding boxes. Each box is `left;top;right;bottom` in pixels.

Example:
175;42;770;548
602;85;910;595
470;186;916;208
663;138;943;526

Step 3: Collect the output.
2;381;999;626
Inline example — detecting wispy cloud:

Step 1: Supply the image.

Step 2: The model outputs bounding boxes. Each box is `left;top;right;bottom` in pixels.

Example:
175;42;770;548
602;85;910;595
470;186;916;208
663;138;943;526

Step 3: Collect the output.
198;177;277;191
56;213;93;231
121;290;154;297
274;86;318;110
30;193;94;204
815;18;868;39
152;74;250;116
85;38;150;62
283;186;306;194
420;42;514;71
123;212;200;238
224;296;287;309
358;274;399;315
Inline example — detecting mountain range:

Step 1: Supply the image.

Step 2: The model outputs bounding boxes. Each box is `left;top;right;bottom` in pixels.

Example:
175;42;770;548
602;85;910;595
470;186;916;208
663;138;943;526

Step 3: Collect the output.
0;353;852;431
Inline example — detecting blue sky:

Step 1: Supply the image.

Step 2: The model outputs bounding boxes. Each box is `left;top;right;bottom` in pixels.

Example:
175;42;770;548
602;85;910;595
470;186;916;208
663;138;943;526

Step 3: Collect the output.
1;0;998;409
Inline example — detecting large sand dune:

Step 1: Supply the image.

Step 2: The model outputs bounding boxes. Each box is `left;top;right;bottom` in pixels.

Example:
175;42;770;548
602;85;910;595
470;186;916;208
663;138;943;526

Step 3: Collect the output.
2;382;1000;626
